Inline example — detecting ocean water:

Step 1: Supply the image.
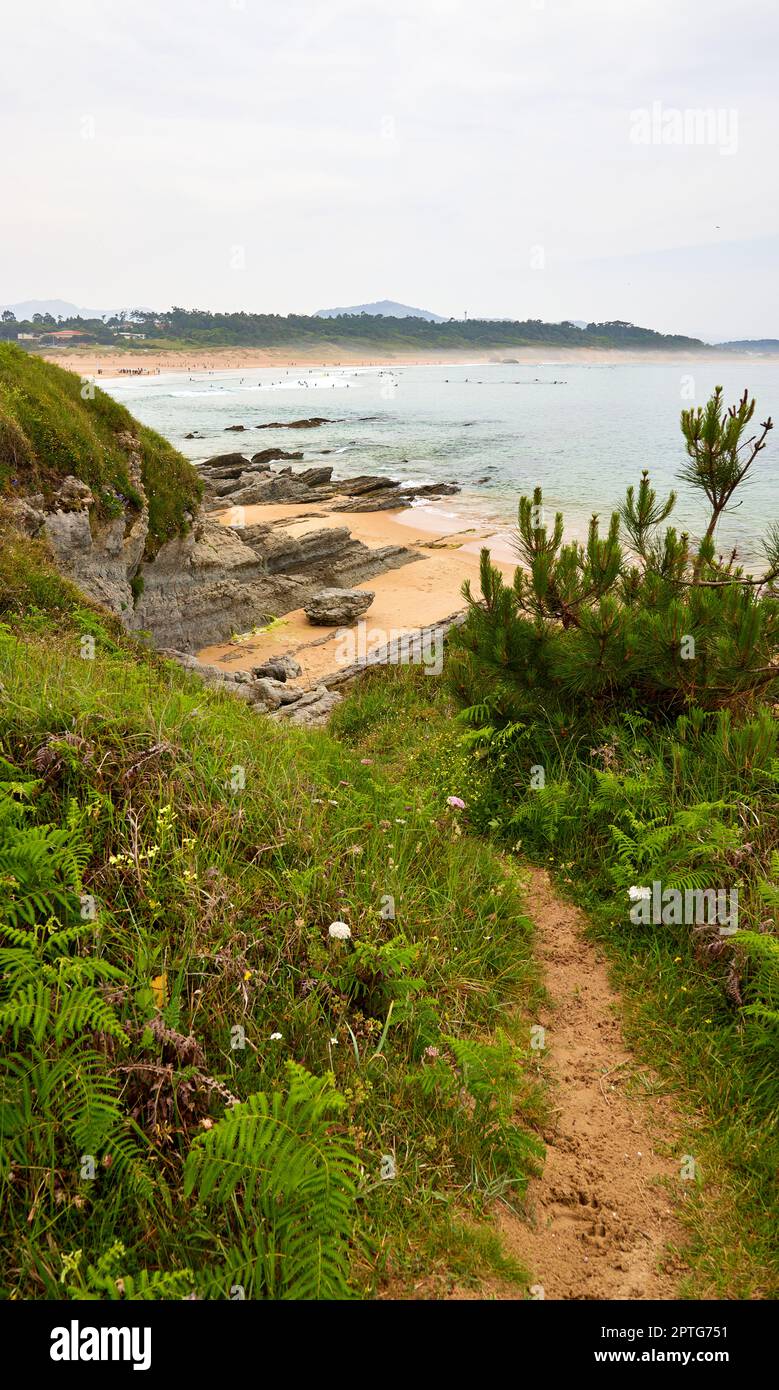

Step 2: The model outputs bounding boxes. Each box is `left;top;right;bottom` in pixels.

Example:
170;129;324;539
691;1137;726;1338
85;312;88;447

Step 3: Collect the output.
102;360;779;567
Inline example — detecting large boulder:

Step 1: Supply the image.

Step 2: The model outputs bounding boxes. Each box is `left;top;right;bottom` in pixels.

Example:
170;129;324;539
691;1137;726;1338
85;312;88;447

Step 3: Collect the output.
297;465;333;486
55;475;95;510
251;655;302;681
198;461;250;478
304;588;374;626
251;677;304;709
250;448;303;465
340;475;398;496
274;684;342;727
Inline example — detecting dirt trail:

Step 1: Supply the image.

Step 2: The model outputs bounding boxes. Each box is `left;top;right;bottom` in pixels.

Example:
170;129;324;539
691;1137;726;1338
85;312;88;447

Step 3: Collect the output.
496;867;689;1300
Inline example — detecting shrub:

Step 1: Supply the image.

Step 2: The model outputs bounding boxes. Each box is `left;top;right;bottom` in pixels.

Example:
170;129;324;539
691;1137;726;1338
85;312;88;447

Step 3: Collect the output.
452;387;778;722
448;388;779;1030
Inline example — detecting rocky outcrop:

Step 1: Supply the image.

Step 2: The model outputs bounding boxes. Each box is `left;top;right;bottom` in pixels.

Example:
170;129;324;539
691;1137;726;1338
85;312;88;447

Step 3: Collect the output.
251;655;302;681
333;481;460;513
129;520;291;649
9;425;464;727
200;452;252;471
129;519;408;650
158;649;343;728
274;685;342;726
39;439;149;617
256;417;335;429
296;465;333;487
304;588;374;626
252;448;304;466
10;433;420;653
231;521;409;587
209;473;333;508
195;449;461;515
6;497;48;537
252;676;304;707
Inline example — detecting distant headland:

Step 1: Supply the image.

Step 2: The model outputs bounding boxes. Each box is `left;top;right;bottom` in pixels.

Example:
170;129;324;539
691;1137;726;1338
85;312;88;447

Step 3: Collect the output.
1;302;776;367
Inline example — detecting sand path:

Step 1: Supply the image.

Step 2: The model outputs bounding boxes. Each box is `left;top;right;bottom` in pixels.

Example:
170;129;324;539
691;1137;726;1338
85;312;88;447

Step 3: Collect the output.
494;867;689;1300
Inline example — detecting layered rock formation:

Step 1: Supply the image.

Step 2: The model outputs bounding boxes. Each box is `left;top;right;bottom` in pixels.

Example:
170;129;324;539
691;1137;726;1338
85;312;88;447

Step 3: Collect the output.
7;435;423;655
13;430;149;618
9;428;464;725
198;450;461;514
131;516;409;650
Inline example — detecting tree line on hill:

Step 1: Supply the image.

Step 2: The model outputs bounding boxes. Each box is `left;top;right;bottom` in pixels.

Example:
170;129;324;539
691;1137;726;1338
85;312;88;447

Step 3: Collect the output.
0;306;710;351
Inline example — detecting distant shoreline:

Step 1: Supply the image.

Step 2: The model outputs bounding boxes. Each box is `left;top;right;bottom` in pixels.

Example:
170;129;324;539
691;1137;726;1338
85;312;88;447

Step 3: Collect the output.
40;345;776;375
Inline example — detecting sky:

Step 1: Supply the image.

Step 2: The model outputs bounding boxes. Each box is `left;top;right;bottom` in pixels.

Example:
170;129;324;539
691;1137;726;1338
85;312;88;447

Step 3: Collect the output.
2;0;777;339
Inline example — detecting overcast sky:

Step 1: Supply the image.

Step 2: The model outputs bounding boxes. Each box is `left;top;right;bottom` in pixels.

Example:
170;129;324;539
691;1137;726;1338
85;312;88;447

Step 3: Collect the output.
3;0;777;338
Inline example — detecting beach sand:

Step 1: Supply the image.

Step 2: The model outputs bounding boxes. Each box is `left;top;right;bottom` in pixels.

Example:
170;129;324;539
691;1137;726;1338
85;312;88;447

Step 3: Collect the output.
197;500;517;685
41;345;765;375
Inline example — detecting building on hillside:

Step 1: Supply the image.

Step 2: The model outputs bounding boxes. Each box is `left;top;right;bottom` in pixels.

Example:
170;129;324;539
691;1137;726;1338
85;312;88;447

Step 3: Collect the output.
40;329;95;346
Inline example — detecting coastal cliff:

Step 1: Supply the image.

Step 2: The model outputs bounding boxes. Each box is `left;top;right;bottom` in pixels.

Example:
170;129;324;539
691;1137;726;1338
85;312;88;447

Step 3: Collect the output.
1;347;418;644
6;435;435;652
0;344;459;722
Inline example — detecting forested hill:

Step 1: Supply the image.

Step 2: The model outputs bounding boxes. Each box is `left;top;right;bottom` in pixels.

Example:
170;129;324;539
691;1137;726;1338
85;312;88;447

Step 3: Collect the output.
0;307;710;352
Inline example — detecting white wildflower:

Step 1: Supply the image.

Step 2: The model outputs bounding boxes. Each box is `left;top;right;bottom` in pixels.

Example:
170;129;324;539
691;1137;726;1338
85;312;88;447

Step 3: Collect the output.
328;921;352;941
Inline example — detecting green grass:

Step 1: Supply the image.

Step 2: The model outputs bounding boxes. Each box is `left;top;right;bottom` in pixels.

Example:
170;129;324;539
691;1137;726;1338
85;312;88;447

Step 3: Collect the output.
333;664;779;1298
0;344;201;555
0;537;545;1299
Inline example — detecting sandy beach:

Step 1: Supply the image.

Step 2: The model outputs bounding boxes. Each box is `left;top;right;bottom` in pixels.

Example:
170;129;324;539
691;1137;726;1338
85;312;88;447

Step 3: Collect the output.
41;344;769;375
197;499;516;685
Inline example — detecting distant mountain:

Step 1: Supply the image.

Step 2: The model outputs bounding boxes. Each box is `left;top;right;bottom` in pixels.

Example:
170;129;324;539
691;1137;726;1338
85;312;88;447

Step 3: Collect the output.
314;299;447;323
0;299;113;321
0;299;154;322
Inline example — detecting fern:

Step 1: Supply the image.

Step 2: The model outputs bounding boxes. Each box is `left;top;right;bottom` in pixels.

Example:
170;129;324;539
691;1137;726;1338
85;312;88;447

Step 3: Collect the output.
0;819;86;929
60;1242;196;1300
0;785;151;1204
734;857;779;1039
184;1061;359;1299
445;1031;545;1192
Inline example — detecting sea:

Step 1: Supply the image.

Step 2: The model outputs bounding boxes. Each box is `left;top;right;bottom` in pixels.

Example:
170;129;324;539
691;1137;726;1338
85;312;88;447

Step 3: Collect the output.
101;360;779;568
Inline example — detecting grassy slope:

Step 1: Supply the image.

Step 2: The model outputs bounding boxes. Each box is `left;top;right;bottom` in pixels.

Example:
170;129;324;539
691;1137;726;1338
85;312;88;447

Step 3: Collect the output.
0;344;201;555
0;532;546;1299
332;667;779;1299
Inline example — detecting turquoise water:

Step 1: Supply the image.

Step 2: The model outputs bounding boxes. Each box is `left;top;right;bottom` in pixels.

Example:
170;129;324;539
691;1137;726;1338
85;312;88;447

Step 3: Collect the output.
103;360;779;566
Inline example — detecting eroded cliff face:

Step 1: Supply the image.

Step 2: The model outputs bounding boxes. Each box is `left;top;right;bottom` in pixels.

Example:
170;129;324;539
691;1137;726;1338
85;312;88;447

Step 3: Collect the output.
8;433;417;652
18;431;150;620
130;515;413;650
